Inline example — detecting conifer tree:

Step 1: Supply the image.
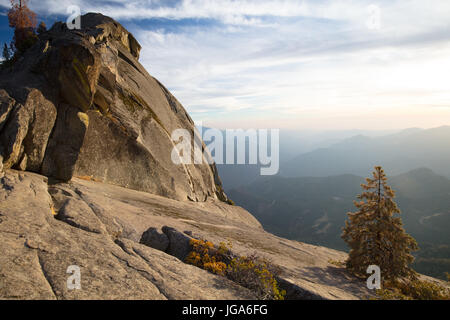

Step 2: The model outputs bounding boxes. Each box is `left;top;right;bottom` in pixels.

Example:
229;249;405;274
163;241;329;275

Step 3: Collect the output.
342;166;418;281
7;0;37;54
2;43;11;61
36;21;46;35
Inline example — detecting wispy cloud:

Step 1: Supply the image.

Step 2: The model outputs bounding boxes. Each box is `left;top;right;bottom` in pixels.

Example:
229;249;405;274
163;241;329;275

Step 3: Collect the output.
1;0;449;129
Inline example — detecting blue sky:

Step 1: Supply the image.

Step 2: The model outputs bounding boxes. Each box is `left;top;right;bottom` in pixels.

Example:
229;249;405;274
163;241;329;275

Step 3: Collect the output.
1;0;450;130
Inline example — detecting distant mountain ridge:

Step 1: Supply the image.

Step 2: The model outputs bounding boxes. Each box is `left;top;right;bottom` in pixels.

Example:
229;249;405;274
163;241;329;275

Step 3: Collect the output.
215;126;450;190
281;126;450;178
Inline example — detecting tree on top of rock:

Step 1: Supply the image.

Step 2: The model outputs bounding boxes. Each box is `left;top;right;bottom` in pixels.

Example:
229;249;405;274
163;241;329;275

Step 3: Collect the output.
36;21;47;35
2;43;12;61
7;0;37;54
341;166;418;282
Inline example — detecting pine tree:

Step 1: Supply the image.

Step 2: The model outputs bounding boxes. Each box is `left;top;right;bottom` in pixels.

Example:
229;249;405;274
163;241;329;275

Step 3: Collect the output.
341;166;418;281
2;43;11;61
7;0;37;54
36;21;46;35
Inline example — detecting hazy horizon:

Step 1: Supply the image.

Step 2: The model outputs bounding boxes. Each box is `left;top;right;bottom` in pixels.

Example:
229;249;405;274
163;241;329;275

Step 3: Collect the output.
197;123;449;132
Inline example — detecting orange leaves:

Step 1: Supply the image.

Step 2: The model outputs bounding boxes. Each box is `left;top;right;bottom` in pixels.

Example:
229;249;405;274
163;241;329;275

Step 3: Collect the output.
7;0;38;53
185;239;229;275
8;0;37;30
203;261;227;275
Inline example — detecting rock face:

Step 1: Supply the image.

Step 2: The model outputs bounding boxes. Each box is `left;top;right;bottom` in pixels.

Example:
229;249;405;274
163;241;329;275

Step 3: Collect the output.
0;13;226;202
0;169;375;300
0;170;255;299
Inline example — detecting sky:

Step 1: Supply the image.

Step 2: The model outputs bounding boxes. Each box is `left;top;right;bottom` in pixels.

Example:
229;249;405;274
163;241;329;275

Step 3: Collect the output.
1;0;450;130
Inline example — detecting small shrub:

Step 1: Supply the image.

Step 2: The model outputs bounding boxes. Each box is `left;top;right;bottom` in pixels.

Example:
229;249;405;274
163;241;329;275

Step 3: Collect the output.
374;278;450;300
226;198;235;206
37;21;47;35
110;230;123;240
185;239;228;275
185;238;286;300
328;259;345;267
227;254;286;300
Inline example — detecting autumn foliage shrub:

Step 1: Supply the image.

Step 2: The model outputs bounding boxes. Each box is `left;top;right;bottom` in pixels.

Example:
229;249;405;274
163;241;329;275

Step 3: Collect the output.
185;239;228;275
185;239;286;300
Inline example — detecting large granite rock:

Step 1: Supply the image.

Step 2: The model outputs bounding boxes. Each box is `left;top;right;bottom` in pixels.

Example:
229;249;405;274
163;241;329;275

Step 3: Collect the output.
0;170;255;299
0;169;380;300
0;13;227;203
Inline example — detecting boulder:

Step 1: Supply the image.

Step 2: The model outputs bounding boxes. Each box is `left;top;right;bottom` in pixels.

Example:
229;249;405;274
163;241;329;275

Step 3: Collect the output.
162;226;194;261
140;227;170;252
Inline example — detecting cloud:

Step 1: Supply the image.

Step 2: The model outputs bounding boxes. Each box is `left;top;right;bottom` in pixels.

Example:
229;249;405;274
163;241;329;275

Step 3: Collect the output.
1;0;449;129
128;2;450;128
7;0;448;30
